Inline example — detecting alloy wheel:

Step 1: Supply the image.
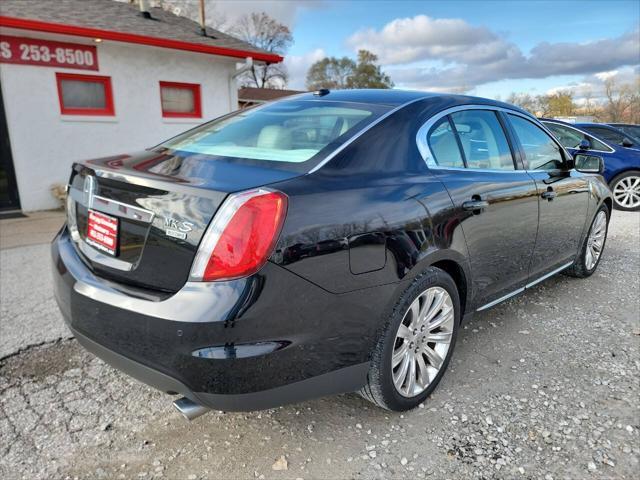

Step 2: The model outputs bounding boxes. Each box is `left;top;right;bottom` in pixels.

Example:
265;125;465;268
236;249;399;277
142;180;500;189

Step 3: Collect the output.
391;286;455;398
585;210;607;270
613;175;640;209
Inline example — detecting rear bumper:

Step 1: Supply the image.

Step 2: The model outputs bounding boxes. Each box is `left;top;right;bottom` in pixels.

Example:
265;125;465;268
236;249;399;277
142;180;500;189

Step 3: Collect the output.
52;228;379;411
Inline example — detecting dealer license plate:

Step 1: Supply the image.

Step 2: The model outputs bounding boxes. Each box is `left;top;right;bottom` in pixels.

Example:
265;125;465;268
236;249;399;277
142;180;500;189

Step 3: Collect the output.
86;209;118;256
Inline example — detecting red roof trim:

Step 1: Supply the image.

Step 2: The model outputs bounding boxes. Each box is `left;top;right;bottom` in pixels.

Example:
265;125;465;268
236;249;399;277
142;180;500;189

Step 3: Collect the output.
0;16;283;63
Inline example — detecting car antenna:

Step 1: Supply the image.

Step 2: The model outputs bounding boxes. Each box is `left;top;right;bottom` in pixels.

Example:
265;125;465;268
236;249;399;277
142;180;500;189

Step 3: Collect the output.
314;89;330;96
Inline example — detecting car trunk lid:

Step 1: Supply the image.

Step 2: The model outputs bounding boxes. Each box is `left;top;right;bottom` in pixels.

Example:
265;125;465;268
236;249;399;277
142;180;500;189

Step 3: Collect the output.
66;150;301;293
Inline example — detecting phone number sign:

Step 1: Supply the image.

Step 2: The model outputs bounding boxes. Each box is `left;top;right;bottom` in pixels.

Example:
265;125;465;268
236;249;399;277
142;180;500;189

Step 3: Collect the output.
0;35;99;71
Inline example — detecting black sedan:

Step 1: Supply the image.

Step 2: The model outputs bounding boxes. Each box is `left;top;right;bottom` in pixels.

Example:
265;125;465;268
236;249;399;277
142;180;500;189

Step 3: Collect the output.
52;90;612;418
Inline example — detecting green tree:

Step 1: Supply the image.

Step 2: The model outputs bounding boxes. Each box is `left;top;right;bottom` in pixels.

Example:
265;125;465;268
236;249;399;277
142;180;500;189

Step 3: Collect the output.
347;50;394;89
305;49;393;90
305;57;355;90
546;91;576;117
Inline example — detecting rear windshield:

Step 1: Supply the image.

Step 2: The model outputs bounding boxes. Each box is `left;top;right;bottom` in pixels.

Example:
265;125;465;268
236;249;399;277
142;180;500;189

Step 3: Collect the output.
157;100;390;172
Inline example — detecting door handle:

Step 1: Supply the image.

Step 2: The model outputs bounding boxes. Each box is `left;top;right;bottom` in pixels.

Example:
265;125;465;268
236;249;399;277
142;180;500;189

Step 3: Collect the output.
541;188;556;201
462;199;489;212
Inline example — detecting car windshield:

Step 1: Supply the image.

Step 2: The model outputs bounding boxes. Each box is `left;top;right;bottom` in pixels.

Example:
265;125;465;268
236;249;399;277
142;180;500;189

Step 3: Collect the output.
158;100;388;171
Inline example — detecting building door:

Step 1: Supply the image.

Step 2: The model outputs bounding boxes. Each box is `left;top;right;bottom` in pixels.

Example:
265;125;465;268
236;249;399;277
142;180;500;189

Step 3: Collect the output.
0;82;21;211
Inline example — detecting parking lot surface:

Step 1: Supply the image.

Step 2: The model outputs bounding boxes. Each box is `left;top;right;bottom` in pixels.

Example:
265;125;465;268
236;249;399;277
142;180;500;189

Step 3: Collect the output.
1;211;638;480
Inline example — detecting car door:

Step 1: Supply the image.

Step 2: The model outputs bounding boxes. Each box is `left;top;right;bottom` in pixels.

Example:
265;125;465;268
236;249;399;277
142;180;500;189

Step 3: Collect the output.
420;108;540;309
506;114;590;279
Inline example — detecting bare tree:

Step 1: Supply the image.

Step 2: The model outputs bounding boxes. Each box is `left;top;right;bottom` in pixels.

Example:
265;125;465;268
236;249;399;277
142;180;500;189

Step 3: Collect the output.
230;12;293;88
506;92;537;114
603;77;637;122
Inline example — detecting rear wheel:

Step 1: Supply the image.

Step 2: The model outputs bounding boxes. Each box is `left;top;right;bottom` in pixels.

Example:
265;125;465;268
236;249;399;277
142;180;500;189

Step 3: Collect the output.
610;171;640;211
360;267;460;411
564;204;609;278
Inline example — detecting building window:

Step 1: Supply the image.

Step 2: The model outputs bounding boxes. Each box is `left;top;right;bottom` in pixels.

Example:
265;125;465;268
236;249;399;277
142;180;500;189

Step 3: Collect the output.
55;73;114;116
160;81;201;118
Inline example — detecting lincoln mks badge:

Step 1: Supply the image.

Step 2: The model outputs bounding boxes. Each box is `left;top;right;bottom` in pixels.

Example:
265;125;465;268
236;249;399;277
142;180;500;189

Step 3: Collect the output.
164;217;193;239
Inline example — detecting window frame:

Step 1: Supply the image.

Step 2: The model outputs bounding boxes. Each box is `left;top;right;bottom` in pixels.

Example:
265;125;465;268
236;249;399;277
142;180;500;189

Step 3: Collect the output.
418;105;525;172
55;72;115;116
426;116;467;168
159;81;202;118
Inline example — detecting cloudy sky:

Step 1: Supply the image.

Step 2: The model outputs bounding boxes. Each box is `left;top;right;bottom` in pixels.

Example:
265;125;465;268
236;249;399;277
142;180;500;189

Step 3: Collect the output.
212;0;639;100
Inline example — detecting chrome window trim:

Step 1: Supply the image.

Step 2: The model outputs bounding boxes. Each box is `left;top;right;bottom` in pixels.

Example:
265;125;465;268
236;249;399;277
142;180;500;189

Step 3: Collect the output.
308;96;428;173
416;104;532;173
416;105;575;173
541;120;616;154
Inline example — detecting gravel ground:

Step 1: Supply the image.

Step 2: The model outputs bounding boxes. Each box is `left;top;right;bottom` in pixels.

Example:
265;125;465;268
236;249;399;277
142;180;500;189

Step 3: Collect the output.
0;244;70;358
0;211;638;480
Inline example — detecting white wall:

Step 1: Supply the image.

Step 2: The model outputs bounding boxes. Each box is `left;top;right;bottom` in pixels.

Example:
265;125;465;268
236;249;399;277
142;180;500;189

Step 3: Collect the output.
0;29;239;211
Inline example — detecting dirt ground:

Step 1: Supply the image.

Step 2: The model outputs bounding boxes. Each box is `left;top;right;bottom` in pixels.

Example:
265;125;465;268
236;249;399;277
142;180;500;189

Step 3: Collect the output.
1;211;638;480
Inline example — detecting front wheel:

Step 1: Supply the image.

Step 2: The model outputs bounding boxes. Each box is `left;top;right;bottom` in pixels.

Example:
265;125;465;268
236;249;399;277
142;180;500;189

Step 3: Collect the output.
610;171;640;211
564;204;609;278
360;267;460;411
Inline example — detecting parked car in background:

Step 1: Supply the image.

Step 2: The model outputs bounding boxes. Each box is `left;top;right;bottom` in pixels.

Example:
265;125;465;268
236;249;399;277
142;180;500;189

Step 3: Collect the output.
53;91;612;418
542;119;640;211
608;123;640;142
575;122;640;149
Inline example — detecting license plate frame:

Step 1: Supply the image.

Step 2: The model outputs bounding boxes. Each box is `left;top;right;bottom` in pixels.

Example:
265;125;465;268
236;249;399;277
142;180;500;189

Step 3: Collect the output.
86;209;119;256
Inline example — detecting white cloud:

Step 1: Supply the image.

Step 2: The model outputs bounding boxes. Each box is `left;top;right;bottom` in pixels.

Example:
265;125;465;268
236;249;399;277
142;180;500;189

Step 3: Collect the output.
347;15;506;66
209;0;324;29
549;67;640;103
284;48;326;89
347;14;640;92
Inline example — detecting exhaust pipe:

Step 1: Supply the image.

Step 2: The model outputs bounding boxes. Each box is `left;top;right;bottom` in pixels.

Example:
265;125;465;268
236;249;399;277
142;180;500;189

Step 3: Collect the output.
173;397;210;421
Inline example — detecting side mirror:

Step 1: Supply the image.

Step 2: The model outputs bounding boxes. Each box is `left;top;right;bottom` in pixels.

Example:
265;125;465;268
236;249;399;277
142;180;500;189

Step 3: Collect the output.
574;153;604;174
578;139;591;150
622;137;634;148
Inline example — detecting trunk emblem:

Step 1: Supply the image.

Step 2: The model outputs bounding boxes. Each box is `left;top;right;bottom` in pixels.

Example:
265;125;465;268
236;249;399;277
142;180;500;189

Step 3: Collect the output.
83;175;97;208
164;217;193;240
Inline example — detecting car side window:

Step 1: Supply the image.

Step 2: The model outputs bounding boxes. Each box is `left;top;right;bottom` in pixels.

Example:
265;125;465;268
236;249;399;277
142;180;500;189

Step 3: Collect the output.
427;117;465;168
508;115;564;170
450;110;515;170
583;127;625;146
545;123;609;151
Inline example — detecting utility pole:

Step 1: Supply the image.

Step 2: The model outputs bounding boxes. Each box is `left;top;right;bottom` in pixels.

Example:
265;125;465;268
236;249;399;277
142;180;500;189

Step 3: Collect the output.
199;0;206;36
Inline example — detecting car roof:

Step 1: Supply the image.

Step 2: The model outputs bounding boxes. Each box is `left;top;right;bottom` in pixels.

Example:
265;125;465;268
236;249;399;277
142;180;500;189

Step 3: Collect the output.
290;88;532;115
539;118;575;126
575;123;619;130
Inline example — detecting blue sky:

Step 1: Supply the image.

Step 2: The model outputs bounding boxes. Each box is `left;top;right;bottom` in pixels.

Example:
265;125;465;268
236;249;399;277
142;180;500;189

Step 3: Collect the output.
215;0;639;98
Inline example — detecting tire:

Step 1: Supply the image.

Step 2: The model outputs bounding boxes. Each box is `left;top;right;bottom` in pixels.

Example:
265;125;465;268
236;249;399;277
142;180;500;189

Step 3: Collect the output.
360;267;460;411
609;170;640;212
564;204;610;278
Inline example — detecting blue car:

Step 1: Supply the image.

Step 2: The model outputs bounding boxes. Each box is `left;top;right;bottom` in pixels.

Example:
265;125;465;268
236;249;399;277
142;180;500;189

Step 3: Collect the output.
542;119;640;211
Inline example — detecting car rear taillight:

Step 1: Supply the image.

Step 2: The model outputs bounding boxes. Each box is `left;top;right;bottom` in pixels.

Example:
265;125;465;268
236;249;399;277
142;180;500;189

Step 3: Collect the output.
190;188;288;281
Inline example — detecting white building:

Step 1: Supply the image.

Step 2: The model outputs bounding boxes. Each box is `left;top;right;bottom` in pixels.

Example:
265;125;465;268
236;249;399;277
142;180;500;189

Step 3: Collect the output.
0;0;281;212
